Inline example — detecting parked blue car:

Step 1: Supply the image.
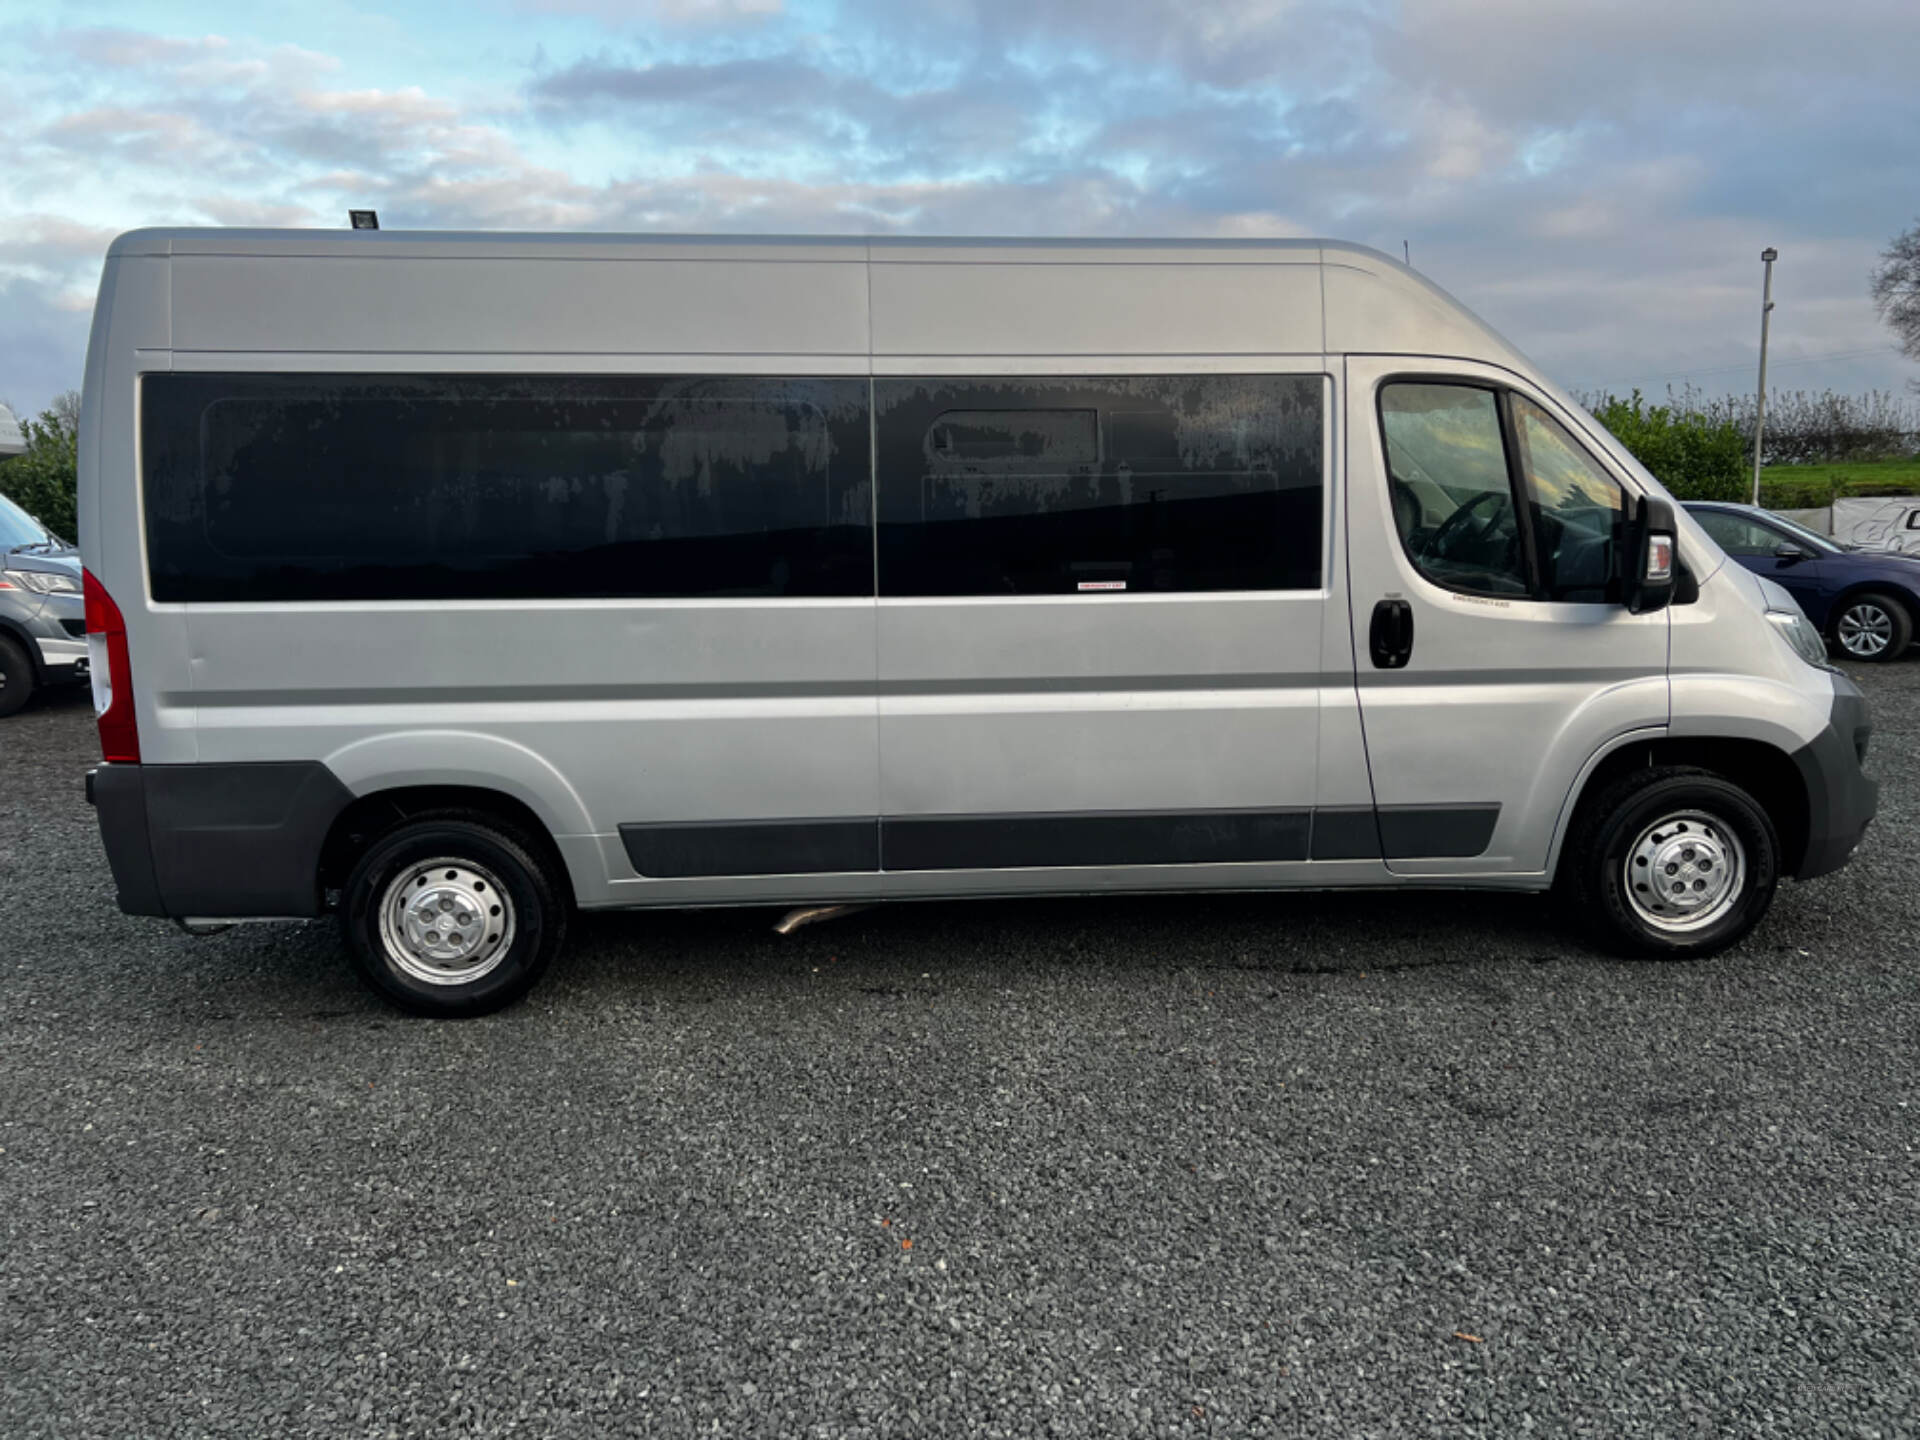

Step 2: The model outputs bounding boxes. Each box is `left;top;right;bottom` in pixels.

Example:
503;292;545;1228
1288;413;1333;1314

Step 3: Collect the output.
1684;501;1920;662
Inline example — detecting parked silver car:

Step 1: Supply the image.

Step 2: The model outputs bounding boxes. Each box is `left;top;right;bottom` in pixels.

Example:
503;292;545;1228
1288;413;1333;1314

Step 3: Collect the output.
0;492;86;717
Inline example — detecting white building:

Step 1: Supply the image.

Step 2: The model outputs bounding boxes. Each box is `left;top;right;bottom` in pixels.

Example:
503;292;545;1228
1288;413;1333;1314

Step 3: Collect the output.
0;403;24;457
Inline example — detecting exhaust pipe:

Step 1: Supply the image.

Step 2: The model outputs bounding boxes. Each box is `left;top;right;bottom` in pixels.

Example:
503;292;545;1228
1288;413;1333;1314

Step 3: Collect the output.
773;903;872;936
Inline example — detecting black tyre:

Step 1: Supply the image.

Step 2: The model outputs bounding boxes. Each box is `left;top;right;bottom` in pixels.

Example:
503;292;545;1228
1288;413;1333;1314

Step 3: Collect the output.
341;811;567;1017
0;634;35;718
1561;766;1778;958
1830;590;1912;662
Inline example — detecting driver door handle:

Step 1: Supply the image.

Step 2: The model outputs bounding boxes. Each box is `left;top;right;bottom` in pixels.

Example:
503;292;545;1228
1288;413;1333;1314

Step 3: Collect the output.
1370;599;1414;669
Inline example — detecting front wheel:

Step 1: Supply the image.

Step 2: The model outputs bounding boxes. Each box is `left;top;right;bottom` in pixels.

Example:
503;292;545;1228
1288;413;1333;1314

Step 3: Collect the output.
1831;591;1912;662
341;812;567;1017
1561;767;1779;958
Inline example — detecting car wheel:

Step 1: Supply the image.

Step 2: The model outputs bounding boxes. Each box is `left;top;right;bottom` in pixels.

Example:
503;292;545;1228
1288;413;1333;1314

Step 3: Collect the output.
1831;591;1912;662
0;634;35;718
341;811;567;1017
1561;766;1778;958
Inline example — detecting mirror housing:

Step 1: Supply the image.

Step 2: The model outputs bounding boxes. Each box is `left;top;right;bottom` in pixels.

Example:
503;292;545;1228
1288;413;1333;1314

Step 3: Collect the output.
1622;494;1675;615
1774;543;1808;562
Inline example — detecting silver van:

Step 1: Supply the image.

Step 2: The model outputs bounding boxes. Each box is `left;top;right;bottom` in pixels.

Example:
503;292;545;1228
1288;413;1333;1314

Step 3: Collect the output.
78;231;1876;1015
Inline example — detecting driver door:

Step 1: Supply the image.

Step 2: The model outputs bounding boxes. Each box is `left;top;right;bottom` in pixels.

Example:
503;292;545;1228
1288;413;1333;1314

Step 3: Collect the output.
1344;357;1669;876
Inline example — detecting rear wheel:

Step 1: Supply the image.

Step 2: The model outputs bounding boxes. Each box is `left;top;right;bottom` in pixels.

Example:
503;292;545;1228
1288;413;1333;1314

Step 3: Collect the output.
341;811;567;1017
1561;767;1779;958
1830;591;1911;662
0;635;34;718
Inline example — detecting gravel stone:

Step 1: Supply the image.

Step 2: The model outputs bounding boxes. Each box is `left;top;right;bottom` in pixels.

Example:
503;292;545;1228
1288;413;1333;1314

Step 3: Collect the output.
1;666;1916;1437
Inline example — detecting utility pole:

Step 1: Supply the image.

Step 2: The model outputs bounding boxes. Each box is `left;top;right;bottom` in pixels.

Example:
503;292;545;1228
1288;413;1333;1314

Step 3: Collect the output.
1752;247;1777;506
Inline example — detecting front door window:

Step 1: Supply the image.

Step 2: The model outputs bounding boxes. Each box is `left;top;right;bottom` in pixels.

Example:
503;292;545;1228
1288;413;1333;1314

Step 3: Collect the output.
1378;383;1529;597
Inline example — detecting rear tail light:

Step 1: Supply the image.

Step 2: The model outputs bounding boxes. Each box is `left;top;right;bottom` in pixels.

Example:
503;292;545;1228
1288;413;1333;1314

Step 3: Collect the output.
83;568;140;763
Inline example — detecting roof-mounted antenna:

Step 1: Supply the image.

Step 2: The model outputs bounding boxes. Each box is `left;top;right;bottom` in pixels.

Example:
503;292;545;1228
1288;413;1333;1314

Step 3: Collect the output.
1403;239;1411;267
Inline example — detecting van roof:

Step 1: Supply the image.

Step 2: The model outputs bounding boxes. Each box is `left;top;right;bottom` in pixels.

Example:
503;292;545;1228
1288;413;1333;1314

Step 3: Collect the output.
102;228;1532;370
113;229;1365;260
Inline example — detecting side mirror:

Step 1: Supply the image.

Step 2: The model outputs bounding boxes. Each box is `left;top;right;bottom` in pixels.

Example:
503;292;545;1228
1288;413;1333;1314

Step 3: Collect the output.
1774;543;1808;562
1622;495;1675;615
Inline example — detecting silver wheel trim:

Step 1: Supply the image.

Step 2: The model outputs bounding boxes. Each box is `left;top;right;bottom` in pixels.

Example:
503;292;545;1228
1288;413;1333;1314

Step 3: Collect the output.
377;856;517;986
1837;602;1894;657
1622;810;1746;935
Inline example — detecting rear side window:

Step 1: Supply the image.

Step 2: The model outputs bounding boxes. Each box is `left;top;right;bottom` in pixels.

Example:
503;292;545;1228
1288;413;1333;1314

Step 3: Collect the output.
875;375;1324;596
1691;508;1784;557
1379;383;1528;597
142;374;874;602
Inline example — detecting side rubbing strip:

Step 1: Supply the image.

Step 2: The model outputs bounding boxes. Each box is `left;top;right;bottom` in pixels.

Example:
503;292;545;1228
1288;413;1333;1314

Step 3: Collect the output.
620;820;879;878
1308;807;1381;861
882;809;1312;871
615;805;1500;877
1377;804;1500;859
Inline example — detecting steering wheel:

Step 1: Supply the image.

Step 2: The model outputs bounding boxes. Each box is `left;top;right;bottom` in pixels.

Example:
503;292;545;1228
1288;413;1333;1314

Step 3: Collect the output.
1421;489;1508;563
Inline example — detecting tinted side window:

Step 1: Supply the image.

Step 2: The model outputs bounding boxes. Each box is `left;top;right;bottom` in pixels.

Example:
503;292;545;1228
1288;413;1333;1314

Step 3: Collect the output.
875;376;1323;596
1379;383;1529;597
142;374;873;602
1691;509;1781;557
1511;398;1625;602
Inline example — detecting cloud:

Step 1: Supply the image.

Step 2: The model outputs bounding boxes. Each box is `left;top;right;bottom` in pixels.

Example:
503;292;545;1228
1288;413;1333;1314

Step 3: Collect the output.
0;2;1914;417
521;0;785;24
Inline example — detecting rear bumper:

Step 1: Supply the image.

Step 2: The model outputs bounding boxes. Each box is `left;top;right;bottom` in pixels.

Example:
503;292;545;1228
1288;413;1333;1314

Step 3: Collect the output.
86;761;355;918
1790;675;1878;881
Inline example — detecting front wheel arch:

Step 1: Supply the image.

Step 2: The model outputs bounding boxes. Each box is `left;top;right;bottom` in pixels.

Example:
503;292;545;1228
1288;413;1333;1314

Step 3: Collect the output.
1554;736;1809;888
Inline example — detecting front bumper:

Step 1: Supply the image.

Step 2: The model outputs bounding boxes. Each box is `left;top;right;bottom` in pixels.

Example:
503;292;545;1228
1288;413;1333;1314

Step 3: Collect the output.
34;633;88;676
1790;674;1878;880
86;761;355;919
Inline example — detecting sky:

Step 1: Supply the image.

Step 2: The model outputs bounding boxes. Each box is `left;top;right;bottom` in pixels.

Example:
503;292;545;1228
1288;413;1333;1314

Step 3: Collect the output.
1;0;1916;420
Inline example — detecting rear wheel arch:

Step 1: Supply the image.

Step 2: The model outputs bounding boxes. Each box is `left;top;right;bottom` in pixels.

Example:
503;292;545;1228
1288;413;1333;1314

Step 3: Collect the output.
319;785;572;904
1555;736;1810;885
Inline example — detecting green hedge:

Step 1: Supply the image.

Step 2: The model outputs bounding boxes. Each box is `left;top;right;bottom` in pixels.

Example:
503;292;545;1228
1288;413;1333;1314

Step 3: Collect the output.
1585;390;1748;501
0;409;78;540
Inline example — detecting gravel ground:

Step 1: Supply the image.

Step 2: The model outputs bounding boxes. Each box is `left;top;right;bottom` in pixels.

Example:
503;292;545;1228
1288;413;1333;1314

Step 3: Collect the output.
2;668;1917;1438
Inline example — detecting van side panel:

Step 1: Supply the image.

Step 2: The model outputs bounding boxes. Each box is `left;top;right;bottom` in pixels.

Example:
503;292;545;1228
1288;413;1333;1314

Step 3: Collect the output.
870;261;1323;357
171;257;871;357
183;599;880;863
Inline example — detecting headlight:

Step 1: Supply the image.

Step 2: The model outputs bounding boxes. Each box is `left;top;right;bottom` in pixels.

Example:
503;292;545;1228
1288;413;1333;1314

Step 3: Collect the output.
3;567;81;596
1767;608;1834;671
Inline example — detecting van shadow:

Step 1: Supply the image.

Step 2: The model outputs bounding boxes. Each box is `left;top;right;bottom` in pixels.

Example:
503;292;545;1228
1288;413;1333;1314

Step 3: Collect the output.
140;885;1597;1026
555;884;1591;1004
23;680;94;712
60;804;1598;1026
